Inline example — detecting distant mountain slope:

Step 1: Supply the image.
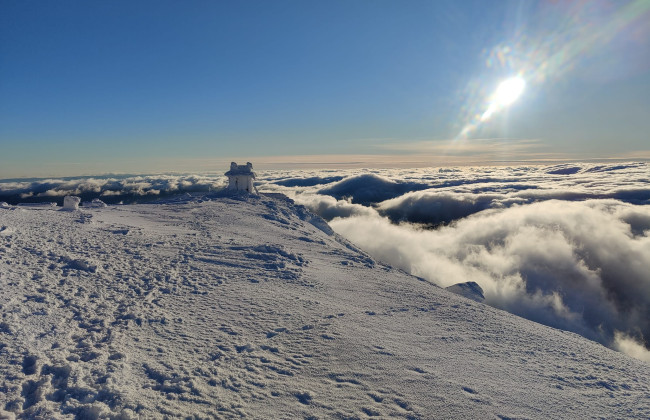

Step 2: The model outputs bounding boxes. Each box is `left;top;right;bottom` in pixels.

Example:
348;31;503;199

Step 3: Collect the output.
0;193;648;419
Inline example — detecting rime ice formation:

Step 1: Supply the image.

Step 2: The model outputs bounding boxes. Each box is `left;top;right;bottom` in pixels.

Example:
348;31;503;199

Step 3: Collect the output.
0;193;648;419
225;161;257;194
62;196;81;211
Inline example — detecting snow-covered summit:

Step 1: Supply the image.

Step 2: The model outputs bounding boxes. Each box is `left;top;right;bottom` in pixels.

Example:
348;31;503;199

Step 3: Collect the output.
0;193;648;419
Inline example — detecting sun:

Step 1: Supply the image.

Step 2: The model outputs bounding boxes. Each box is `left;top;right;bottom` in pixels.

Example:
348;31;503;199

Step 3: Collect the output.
493;76;526;107
479;76;527;121
464;75;528;133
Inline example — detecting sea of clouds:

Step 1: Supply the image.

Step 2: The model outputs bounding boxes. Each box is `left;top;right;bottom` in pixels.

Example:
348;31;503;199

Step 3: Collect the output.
0;174;228;205
2;162;649;361
258;162;650;361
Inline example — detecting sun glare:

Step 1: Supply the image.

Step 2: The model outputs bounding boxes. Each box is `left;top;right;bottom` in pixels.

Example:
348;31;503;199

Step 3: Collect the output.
493;76;526;106
477;76;527;122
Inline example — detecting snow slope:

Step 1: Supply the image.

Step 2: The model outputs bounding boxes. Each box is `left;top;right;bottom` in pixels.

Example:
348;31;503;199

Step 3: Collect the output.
0;193;648;419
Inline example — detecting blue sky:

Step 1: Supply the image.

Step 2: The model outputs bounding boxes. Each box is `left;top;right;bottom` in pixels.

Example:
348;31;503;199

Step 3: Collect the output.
1;0;649;177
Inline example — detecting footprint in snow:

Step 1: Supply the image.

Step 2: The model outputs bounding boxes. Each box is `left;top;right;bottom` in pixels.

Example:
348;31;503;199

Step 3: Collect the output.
368;392;383;402
266;327;287;338
22;355;38;375
373;346;394;356
394;398;412;410
295;391;313;405
462;386;491;405
0;322;14;335
361;407;382;416
462;386;477;395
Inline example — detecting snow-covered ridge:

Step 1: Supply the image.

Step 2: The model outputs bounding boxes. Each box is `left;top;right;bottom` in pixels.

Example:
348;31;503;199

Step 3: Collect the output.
0;193;649;419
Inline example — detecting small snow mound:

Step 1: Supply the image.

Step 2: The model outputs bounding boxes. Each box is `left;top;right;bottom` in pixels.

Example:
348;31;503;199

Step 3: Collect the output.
307;215;335;236
292;203;335;236
17;202;57;208
446;281;485;303
0;226;14;236
0;202;10;209
62;257;98;273
62;196;81;211
250;244;305;265
83;198;107;208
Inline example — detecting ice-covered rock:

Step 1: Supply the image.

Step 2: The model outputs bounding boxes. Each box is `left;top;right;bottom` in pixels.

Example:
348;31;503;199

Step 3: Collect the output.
62;195;81;211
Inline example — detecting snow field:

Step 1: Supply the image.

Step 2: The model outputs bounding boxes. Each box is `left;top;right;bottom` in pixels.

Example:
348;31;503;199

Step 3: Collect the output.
0;194;648;419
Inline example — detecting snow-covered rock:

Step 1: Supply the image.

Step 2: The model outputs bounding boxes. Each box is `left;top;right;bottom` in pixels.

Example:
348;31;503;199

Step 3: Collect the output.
82;198;107;208
0;193;648;419
446;281;485;303
62;195;81;211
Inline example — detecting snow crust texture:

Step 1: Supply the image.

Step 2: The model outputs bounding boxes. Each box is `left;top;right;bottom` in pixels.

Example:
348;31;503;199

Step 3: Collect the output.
1;194;649;419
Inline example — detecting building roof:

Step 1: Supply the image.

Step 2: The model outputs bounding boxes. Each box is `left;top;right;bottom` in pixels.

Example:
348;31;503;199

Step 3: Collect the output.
225;162;257;177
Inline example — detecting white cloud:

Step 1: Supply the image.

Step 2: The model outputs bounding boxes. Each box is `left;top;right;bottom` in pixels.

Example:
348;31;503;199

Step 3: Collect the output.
293;195;378;221
329;199;650;360
614;332;650;363
0;175;228;204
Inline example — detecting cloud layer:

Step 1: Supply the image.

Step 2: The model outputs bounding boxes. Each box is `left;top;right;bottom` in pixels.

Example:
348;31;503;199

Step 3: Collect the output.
275;162;650;226
267;162;650;361
0;175;227;205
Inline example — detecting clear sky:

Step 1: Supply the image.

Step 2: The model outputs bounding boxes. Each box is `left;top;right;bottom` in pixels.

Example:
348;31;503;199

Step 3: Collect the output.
1;0;649;177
